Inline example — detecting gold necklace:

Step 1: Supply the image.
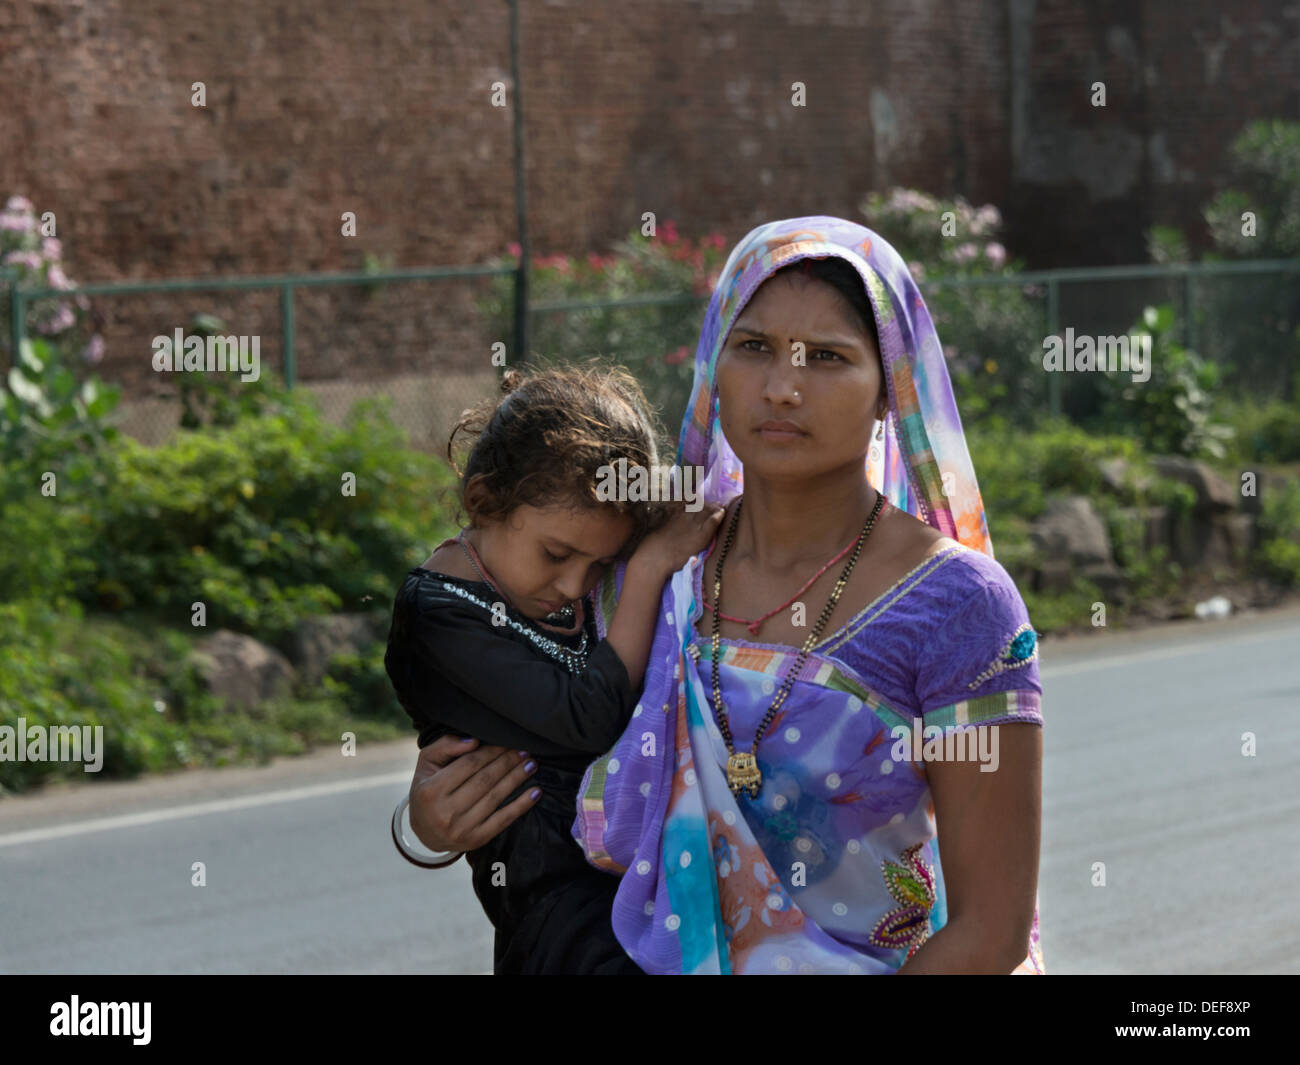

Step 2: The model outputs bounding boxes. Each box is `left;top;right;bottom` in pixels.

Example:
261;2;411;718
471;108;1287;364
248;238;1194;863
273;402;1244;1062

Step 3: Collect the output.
709;492;885;799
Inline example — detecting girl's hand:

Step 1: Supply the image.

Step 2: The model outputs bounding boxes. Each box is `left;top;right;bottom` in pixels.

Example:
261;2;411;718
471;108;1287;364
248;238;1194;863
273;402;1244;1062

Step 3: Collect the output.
631;500;725;577
408;736;539;853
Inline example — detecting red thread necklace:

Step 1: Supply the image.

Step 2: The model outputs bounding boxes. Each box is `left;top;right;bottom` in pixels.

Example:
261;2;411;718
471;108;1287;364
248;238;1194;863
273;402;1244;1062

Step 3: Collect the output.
701;516;877;636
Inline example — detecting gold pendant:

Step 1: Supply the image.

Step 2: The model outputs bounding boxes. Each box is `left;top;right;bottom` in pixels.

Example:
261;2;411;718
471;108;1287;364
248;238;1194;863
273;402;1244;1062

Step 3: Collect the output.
726;751;762;799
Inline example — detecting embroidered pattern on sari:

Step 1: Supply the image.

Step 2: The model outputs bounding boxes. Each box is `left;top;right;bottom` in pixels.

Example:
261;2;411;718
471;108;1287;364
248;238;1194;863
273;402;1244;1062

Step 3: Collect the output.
868;842;936;958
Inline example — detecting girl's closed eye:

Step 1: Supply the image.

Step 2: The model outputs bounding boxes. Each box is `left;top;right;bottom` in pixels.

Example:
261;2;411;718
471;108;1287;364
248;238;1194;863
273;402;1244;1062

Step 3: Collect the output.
544;548;570;564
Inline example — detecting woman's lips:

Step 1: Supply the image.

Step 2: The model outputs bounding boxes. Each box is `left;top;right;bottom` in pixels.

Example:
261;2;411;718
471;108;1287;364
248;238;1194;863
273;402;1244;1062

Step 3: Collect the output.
757;420;808;441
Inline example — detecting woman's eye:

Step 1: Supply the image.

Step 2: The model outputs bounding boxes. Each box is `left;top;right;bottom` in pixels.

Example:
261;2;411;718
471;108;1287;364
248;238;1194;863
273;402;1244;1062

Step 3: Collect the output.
545;549;569;564
811;348;843;361
739;338;765;352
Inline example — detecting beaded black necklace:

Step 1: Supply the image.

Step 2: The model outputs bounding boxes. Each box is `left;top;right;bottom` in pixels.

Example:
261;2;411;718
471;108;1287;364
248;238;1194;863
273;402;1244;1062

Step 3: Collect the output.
708;492;886;799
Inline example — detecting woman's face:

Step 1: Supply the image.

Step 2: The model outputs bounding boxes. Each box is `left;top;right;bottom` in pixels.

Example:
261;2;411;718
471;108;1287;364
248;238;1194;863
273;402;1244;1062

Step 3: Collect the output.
715;271;887;484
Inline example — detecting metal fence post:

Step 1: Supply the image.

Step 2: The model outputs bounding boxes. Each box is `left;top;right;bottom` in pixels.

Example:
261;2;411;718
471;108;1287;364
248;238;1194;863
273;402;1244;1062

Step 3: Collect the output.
1183;269;1196;352
1046;276;1061;419
11;288;25;369
281;283;295;388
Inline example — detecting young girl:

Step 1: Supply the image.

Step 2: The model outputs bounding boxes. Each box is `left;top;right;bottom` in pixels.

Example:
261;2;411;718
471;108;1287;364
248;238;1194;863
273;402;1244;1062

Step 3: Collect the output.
384;364;722;974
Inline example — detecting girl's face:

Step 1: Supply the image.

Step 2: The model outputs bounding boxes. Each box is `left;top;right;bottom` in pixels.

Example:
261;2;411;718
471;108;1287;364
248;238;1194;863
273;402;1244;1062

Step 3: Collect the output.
470;502;635;620
715;272;887;484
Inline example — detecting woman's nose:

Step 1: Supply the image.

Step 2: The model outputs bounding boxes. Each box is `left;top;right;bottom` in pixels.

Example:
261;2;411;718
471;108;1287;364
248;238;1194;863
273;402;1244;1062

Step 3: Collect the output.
762;355;803;403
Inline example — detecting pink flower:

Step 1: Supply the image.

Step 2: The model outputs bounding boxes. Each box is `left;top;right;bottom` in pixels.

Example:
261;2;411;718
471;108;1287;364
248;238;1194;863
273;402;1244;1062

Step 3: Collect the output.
586;251;605;270
952;242;979;264
708;231;727;249
506;242;522;258
5;195;34;213
662;219;680;245
83;334;105;365
908;261;927;282
3;249;41;270
47;264;72;290
664;345;690;365
41;237;62;260
984;242;1007;269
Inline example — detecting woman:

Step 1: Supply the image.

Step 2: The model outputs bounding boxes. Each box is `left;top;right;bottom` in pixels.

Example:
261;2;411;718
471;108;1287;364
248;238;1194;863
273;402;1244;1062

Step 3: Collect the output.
398;216;1044;974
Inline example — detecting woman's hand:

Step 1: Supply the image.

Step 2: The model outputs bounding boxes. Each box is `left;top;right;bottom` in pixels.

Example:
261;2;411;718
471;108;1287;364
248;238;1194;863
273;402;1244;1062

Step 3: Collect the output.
408;736;540;854
631;499;725;578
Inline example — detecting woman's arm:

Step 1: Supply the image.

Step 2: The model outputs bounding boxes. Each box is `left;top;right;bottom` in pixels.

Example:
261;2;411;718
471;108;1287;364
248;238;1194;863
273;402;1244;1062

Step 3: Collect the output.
407;735;540;853
896;722;1042;974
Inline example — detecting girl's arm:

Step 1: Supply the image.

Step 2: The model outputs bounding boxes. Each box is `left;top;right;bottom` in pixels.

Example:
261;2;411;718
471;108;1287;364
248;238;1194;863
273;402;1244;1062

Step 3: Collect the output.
604;502;724;690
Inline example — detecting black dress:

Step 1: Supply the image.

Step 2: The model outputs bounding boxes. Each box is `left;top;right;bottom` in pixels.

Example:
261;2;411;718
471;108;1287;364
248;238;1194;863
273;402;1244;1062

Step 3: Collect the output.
384;567;646;975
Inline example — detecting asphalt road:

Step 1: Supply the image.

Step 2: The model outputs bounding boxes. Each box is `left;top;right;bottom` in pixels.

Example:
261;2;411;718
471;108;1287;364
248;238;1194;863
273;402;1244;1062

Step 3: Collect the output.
2;605;1297;974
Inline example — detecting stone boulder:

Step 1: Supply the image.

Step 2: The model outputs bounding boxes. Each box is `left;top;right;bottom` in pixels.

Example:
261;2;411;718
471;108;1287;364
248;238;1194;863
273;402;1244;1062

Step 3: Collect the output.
189;630;297;712
283;613;389;687
1030;495;1125;594
1150;456;1237;512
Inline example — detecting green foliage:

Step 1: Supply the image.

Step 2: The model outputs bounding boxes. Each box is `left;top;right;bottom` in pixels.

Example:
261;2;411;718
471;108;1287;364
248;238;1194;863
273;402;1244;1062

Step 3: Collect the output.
1;337;120;463
1221;396;1300;465
1203;120;1300;259
1255;475;1300;586
860;187;1048;429
319;643;406;725
476;224;728;430
160;313;288;430
0;601;408;794
79;386;456;640
1087;305;1235;460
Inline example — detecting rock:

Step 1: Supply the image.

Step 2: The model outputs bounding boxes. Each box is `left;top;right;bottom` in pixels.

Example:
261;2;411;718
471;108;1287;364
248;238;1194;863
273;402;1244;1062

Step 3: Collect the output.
1150;456;1237;512
1099;457;1155;500
1222;513;1256;562
189;630;297;712
284;613;388;687
1031;496;1115;567
1031;496;1126;596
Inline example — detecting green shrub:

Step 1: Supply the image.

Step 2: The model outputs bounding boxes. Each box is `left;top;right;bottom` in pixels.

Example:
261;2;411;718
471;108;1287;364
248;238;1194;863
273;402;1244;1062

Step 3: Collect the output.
1086;305;1235;460
476;225;728;431
1256;475;1300;586
79;385;457;640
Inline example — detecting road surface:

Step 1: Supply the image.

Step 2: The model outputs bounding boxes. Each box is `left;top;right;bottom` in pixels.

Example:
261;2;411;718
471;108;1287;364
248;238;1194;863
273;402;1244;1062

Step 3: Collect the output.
2;605;1297;974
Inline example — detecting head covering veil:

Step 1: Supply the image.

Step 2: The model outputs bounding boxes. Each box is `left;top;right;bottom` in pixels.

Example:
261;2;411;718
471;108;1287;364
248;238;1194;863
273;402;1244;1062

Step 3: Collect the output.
575;217;998;974
676;215;992;554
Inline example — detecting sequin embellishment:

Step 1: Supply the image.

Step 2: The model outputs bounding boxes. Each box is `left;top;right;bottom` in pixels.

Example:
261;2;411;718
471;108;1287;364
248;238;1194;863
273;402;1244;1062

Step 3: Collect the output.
867;842;935;958
966;622;1037;690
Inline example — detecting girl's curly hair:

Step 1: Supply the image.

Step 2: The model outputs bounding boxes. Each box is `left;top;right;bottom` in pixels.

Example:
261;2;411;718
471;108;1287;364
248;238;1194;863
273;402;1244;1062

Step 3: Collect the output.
446;361;670;550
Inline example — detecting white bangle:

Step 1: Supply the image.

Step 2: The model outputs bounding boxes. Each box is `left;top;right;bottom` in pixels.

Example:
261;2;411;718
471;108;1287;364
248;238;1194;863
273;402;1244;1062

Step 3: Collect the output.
391;795;464;869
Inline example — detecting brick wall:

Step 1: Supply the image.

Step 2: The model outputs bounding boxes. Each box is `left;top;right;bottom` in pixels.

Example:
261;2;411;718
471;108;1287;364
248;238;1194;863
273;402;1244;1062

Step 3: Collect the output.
0;0;1295;392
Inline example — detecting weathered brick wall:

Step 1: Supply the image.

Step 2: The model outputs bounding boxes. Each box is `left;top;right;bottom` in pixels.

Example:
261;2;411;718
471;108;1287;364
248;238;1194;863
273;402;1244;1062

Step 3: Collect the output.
0;0;1294;393
1005;0;1299;265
